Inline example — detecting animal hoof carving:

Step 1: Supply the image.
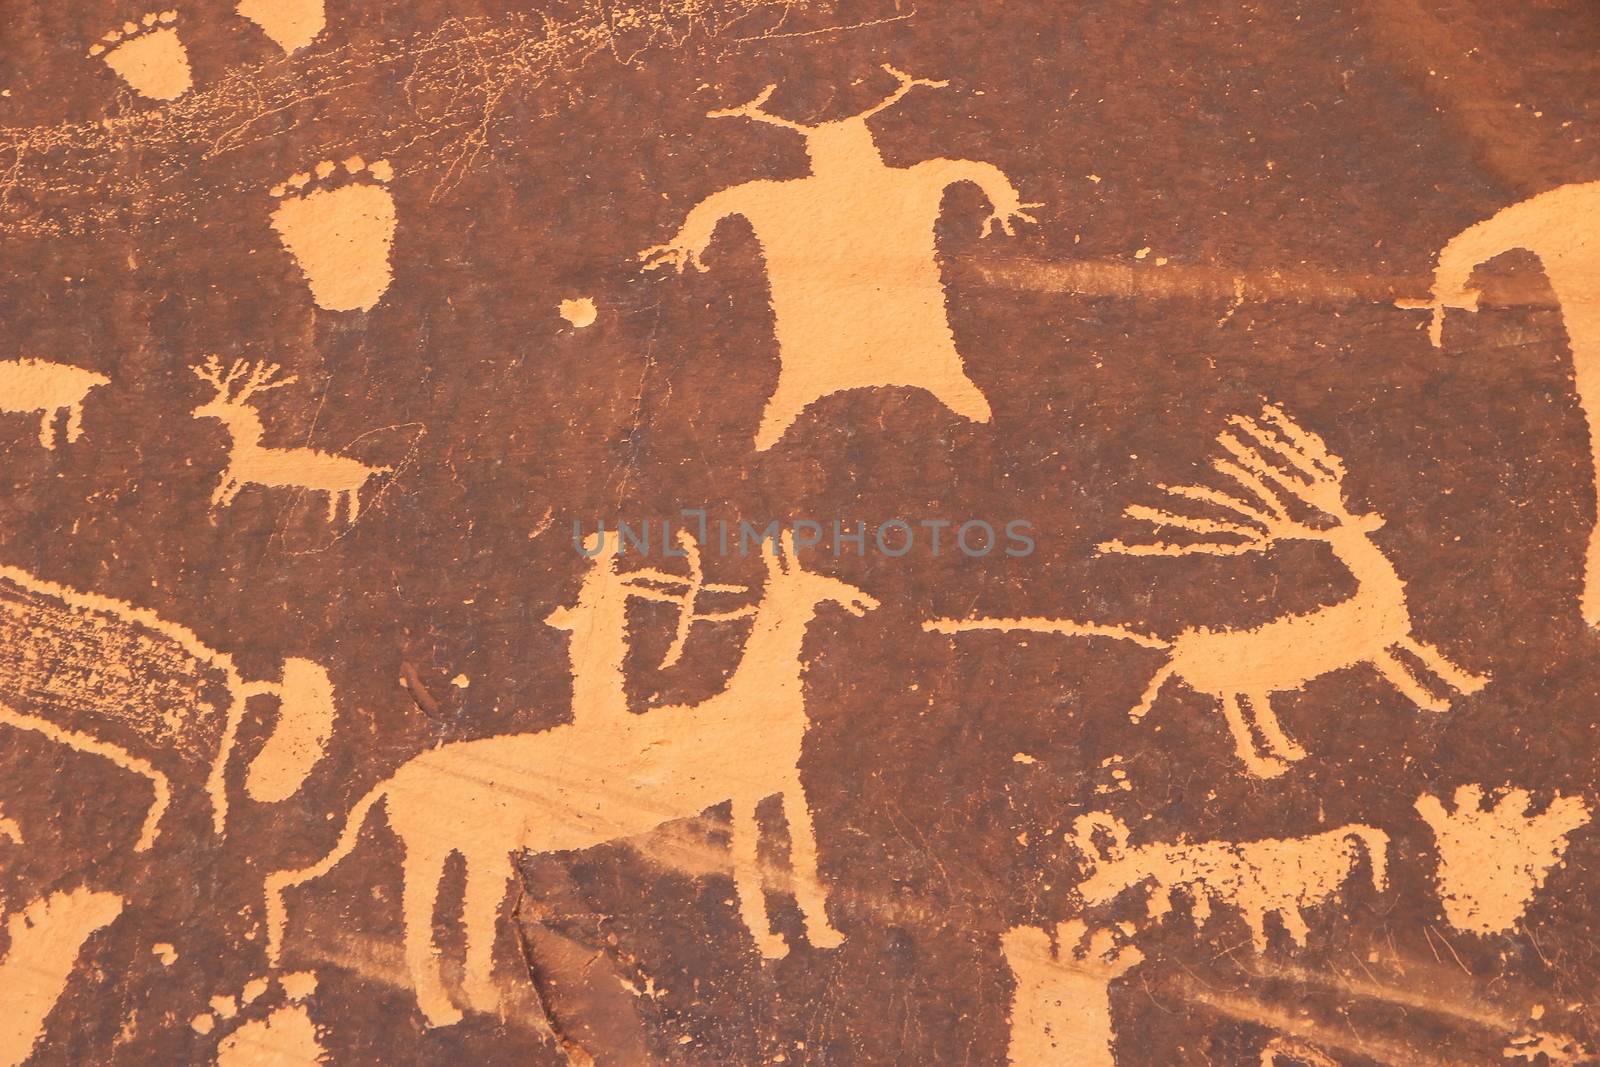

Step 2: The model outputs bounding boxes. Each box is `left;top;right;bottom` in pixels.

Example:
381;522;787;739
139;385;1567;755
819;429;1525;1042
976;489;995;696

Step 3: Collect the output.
88;11;191;101
236;0;326;53
270;158;398;312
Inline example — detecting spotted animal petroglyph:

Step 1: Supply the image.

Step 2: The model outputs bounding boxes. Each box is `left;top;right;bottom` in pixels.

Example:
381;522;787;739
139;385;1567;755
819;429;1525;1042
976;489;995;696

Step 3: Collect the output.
267;532;875;1028
642;64;1038;450
1001;919;1142;1066
1414;183;1600;627
191;357;392;525
0;359;109;449
1067;812;1389;953
87;11;191;101
1415;784;1592;936
0;888;124;1067
236;0;326;54
928;404;1488;777
0;562;337;839
270;158;397;312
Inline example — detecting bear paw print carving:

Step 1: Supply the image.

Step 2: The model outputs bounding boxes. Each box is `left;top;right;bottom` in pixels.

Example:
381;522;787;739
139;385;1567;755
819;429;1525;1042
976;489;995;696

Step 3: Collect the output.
191;970;326;1065
87;11;192;101
270;157;398;313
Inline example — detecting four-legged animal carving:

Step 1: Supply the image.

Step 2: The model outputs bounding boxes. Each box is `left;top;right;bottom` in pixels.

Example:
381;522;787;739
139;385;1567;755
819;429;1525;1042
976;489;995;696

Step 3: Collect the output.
641;64;1038;450
928;404;1488;776
266;533;878;1027
1068;812;1389;952
0;358;108;449
191;357;390;524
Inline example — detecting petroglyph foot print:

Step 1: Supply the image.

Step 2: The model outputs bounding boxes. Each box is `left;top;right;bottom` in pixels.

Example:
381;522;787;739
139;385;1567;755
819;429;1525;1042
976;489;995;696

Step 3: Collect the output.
192;971;325;1066
1415;785;1592;935
237;0;326;54
1002;919;1142;1067
270;157;397;312
0;889;124;1067
87;11;191;101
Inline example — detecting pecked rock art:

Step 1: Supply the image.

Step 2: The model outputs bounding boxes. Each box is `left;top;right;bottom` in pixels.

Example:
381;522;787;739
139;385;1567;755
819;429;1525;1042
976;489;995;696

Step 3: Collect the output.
1414;784;1592;936
1001;919;1142;1067
640;64;1039;450
0;358;109;450
269;158;398;313
192;970;325;1066
236;0;327;55
928;404;1488;777
266;532;877;1027
1416;182;1600;626
0;888;124;1067
86;11;192;102
0;561;337;839
1067;812;1390;953
191;357;393;525
1259;1038;1342;1066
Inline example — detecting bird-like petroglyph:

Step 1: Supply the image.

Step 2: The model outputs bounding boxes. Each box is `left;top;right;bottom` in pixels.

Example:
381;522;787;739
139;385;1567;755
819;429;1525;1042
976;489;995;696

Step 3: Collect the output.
928;404;1488;776
642;64;1038;449
266;532;876;1027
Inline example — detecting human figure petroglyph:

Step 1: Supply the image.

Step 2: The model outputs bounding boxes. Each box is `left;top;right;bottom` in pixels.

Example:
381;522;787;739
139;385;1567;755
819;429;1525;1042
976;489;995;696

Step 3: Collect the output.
192;357;392;525
87;11;191;102
0;562;337;838
1067;812;1389;953
1415;183;1600;626
0;888;124;1067
1001;918;1143;1067
1415;784;1592;936
266;532;877;1027
927;404;1488;777
0;359;109;450
641;64;1039;450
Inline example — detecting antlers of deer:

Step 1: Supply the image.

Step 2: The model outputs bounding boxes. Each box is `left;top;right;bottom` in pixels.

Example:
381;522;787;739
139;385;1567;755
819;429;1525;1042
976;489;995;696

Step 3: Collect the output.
616;533;753;669
1099;404;1356;558
707;64;948;128
191;356;297;403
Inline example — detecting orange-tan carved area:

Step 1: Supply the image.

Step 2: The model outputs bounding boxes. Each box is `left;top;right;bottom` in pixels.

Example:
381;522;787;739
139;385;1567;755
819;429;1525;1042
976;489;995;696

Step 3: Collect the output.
0;1;1596;1064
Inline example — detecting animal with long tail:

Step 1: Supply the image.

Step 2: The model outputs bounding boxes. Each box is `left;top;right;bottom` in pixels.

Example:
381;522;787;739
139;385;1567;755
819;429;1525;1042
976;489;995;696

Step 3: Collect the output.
927;404;1487;777
265;532;877;1028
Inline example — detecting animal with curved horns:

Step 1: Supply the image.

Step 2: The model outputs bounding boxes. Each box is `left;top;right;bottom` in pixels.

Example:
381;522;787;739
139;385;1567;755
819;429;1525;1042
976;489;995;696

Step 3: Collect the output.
927;404;1487;777
641;64;1040;450
266;532;878;1028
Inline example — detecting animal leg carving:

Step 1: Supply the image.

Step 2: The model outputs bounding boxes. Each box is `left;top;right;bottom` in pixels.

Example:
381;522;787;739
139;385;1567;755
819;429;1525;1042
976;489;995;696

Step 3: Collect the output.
402;847;462;1028
1219;693;1287;778
732;799;786;959
461;854;508;1017
1373;649;1448;712
780;785;844;949
1395;635;1486;695
1245;691;1306;762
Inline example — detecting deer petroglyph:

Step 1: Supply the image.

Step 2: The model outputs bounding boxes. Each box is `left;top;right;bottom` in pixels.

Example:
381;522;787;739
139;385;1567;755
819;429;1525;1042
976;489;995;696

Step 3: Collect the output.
192;357;391;525
641;64;1038;450
1415;784;1592;936
1415;183;1600;626
0;562;337;841
266;532;877;1027
928;404;1488;777
0;359;109;449
1068;812;1390;953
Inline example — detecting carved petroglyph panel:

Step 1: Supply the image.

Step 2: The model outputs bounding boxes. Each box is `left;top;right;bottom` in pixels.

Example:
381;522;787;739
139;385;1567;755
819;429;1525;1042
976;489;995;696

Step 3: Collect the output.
1;0;1597;1063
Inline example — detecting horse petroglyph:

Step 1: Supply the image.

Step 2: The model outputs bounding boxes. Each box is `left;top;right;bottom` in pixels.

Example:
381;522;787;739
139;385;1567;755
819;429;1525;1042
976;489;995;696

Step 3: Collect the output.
269;158;397;313
237;0;327;54
927;404;1488;777
1415;784;1592;936
1001;919;1142;1067
192;357;392;525
0;562;337;839
1067;812;1390;953
87;11;191;102
1417;183;1600;625
266;532;877;1027
641;64;1038;449
0;359;109;450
